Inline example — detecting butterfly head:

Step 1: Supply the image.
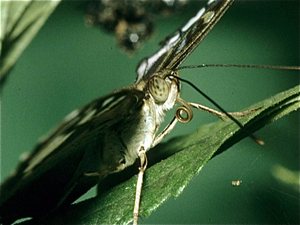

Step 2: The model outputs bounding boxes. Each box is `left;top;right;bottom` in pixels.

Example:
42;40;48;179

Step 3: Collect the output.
145;69;180;111
148;70;180;104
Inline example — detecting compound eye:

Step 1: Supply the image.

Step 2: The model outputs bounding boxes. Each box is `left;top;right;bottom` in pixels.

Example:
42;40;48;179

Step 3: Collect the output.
149;76;169;104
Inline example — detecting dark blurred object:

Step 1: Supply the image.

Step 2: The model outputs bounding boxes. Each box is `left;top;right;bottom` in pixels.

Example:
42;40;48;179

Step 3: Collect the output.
85;0;189;53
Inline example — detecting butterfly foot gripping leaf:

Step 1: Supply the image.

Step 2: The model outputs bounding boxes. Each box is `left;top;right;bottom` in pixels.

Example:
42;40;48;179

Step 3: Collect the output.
1;0;299;224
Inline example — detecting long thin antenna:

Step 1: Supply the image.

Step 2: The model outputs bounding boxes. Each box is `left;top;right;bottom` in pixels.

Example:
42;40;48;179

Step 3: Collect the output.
178;64;300;71
168;75;264;145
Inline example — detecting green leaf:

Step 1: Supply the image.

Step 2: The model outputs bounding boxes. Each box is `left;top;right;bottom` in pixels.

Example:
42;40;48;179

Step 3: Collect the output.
0;0;60;86
20;85;298;225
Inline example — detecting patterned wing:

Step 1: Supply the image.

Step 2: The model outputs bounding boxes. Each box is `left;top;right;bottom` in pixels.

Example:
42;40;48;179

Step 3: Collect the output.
0;1;234;223
0;88;145;224
136;0;233;83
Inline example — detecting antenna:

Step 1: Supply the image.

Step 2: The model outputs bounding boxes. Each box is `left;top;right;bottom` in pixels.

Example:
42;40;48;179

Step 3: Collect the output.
172;63;299;144
178;64;300;71
167;74;264;145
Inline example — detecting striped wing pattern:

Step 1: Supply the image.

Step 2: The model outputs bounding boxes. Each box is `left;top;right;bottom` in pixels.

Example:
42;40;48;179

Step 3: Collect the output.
0;1;233;224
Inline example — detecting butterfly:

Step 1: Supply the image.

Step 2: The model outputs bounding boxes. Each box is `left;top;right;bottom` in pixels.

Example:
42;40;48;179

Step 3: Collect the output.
1;0;299;224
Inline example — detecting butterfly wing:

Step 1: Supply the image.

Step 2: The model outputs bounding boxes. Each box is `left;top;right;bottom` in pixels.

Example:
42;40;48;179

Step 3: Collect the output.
0;88;145;224
1;1;234;223
136;0;233;83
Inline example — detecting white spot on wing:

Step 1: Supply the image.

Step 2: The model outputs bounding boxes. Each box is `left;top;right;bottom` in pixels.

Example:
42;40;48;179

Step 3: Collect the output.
136;32;180;82
77;109;96;125
102;96;115;108
63;109;80;122
207;0;215;5
19;151;30;162
168;33;180;45
97;95;126;116
182;7;205;32
175;37;186;54
202;11;215;23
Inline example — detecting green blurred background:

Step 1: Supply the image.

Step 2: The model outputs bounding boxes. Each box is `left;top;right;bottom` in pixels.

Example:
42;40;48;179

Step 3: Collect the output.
1;1;299;224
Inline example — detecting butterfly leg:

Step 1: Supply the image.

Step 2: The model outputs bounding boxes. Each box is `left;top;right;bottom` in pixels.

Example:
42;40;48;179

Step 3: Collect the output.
189;102;261;120
152;98;261;149
133;146;148;225
151;117;179;147
152;97;196;148
189;102;264;145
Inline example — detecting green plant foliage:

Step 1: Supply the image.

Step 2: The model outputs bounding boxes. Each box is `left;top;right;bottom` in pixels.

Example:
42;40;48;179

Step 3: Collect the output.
19;85;299;225
0;1;60;85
